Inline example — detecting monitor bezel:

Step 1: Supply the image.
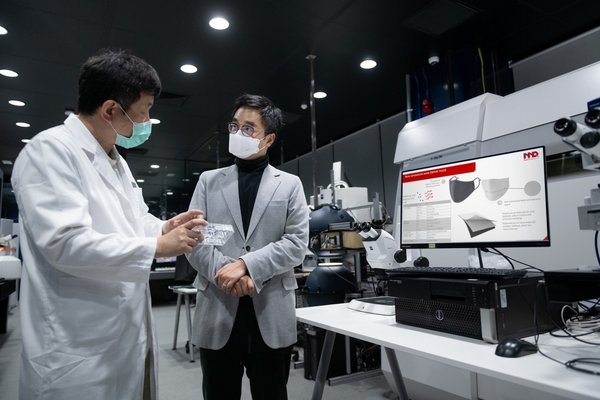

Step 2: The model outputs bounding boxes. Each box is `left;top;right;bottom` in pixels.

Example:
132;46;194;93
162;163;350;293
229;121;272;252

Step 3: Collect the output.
399;146;551;249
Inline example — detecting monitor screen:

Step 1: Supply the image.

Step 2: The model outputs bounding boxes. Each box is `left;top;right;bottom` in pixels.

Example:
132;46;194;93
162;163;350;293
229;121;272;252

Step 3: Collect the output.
400;146;550;249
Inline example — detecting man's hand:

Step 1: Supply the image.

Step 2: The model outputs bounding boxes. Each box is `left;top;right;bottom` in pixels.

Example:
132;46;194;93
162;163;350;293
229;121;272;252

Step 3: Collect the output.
230;276;255;297
162;209;205;235
215;259;248;294
155;217;207;258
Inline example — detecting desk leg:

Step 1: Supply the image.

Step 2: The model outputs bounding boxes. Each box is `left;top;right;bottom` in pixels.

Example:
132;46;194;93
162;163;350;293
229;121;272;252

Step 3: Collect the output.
184;294;194;362
0;296;8;334
172;293;182;350
384;347;409;400
311;330;336;400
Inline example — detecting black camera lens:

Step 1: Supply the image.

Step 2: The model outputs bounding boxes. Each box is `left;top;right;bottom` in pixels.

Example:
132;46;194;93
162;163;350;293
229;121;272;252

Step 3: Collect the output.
553;118;577;136
580;131;600;149
585;109;600;129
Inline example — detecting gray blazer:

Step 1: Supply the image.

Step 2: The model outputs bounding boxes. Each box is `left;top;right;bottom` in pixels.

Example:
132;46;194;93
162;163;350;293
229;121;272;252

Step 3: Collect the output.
187;164;309;349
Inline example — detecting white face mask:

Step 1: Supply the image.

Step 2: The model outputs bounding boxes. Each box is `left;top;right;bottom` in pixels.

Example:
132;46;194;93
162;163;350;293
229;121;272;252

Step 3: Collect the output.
228;130;267;159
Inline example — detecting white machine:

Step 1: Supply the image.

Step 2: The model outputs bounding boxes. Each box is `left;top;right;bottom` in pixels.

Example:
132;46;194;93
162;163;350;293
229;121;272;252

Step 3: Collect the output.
552;105;600;230
355;223;406;270
309;161;373;223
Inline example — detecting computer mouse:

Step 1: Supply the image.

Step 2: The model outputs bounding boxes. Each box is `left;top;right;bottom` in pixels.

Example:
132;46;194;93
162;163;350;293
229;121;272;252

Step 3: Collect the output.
413;256;429;267
495;338;538;358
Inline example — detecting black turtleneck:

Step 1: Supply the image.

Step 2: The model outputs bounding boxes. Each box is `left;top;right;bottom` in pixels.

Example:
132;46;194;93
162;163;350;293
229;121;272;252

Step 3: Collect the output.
235;155;269;235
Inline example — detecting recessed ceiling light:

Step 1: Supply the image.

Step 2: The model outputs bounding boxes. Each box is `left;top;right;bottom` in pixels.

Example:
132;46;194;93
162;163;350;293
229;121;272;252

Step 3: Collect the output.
360;59;377;69
8;100;25;107
182;178;190;182
300;103;308;110
0;26;7;35
209;17;229;30
180;64;198;74
314;91;327;99
166;173;175;177
0;69;18;78
21;139;30;143
150;164;160;169
2;160;13;165
136;179;145;183
16;122;30;128
150;118;160;124
192;171;201;176
165;191;174;196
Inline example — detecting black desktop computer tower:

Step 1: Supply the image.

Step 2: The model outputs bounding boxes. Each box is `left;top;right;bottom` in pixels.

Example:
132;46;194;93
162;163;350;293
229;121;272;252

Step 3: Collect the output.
389;274;570;343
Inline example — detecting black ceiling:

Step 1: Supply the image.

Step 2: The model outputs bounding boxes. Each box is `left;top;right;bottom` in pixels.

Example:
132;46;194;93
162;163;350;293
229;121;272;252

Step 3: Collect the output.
1;0;599;214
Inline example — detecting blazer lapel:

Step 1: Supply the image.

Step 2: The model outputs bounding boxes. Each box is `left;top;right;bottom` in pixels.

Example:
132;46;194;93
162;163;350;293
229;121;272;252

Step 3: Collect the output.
220;166;245;237
246;166;281;240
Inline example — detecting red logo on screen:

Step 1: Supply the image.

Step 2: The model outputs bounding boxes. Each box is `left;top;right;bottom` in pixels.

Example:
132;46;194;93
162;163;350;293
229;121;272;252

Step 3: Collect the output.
523;150;539;160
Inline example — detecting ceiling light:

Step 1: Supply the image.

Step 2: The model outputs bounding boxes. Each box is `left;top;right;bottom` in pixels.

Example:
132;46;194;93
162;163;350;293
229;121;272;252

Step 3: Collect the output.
136;179;145;183
209;17;229;30
165;191;174;196
21;139;30;143
360;59;377;69
180;64;197;74
300;103;308;110
0;69;18;78
166;173;175;177
2;160;13;165
16;122;30;128
314;91;327;99
182;178;190;182
150;118;160;124
8;100;25;107
0;26;7;35
192;171;200;176
150;164;160;169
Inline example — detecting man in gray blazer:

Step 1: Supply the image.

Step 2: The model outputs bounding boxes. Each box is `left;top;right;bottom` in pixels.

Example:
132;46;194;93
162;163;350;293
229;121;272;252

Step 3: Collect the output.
187;94;309;400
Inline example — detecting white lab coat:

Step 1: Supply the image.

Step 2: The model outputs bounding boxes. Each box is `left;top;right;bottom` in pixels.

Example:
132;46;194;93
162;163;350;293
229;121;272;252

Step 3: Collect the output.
11;114;164;400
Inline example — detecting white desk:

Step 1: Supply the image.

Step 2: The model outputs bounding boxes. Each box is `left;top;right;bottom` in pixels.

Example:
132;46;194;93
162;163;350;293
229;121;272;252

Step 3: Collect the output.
296;303;600;400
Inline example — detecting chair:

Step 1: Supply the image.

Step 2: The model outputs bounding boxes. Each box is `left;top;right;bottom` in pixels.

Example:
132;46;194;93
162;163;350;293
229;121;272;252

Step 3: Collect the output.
170;285;198;362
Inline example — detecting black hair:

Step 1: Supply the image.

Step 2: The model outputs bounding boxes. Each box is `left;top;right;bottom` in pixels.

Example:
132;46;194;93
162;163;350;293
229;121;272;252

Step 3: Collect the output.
77;48;161;115
232;93;283;135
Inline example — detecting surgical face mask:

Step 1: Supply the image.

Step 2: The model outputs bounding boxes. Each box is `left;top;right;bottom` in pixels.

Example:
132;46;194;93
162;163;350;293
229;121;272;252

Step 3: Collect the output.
228;130;268;159
111;106;153;149
481;178;509;201
449;176;480;203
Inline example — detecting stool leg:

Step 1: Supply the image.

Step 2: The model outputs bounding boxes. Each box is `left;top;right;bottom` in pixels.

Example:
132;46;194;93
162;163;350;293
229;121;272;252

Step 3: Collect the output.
184;294;194;362
172;293;182;350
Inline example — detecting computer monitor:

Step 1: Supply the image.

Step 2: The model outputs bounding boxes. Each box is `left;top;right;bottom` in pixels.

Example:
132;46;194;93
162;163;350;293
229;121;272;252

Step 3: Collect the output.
400;146;550;249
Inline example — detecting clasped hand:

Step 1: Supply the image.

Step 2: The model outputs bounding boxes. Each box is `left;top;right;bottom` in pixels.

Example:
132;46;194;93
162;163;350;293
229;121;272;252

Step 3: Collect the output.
155;209;208;258
215;259;255;297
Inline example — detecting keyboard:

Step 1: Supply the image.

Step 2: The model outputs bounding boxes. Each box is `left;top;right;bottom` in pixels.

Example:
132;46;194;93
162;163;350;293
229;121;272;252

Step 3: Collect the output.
386;266;528;280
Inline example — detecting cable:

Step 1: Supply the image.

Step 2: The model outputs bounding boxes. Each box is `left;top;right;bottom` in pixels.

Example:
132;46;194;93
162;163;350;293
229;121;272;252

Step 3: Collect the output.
489;247;515;269
565;358;600;375
480;248;543;273
477;47;486;93
595;230;600;266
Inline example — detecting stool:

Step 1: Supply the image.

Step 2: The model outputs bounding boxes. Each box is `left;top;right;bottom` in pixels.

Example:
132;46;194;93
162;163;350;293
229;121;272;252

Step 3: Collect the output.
170;286;198;362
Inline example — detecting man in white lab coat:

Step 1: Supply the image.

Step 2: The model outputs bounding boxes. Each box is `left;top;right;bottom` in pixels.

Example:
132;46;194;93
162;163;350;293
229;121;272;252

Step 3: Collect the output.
11;49;206;400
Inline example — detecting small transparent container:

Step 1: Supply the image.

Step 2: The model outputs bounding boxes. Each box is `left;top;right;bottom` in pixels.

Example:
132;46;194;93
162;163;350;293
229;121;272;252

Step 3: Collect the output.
194;223;234;246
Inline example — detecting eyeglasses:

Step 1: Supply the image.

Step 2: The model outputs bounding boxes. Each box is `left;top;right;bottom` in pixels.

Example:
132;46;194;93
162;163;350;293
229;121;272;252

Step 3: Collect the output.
227;122;262;137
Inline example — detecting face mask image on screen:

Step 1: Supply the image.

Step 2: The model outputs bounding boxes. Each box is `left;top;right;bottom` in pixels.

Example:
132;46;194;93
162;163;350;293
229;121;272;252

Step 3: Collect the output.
459;213;496;238
481;178;509;201
449;176;480;203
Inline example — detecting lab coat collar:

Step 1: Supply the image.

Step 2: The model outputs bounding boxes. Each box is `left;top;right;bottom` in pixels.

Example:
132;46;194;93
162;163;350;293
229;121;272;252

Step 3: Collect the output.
64;114;134;212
